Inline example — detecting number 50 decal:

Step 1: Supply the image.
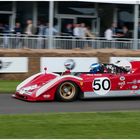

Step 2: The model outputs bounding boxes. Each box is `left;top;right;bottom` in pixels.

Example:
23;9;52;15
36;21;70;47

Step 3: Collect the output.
92;77;111;95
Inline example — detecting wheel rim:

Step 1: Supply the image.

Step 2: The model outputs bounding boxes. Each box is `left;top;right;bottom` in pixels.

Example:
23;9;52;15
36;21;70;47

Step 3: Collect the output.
59;82;76;100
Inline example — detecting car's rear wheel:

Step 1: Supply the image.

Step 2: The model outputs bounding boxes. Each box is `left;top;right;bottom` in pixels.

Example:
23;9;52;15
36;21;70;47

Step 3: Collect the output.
56;81;78;101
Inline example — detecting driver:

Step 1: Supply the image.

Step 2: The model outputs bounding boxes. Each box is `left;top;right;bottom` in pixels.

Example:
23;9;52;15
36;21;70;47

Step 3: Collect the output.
89;63;103;74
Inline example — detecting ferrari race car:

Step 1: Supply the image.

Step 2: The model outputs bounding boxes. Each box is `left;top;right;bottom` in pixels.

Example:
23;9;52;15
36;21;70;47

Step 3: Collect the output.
13;60;140;101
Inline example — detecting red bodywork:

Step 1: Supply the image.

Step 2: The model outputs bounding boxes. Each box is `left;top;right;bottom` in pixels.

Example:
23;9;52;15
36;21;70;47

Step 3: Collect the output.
13;61;140;101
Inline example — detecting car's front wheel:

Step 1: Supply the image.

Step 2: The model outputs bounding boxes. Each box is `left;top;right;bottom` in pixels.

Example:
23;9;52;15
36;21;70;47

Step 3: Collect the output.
56;81;78;101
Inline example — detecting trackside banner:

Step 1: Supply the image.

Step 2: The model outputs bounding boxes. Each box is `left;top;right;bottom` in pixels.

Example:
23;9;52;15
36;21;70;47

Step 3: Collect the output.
41;57;98;72
0;57;28;73
110;57;140;63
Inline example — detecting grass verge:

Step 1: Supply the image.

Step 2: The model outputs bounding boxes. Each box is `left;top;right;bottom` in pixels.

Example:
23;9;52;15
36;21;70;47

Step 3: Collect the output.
0;111;140;138
0;81;20;93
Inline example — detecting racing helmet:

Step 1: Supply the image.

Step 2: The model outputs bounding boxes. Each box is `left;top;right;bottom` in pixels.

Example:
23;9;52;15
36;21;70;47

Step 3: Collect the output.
64;59;75;70
90;63;102;74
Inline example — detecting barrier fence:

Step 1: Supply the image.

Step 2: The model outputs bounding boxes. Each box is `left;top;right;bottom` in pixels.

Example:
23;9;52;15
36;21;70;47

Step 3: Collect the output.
0;34;136;49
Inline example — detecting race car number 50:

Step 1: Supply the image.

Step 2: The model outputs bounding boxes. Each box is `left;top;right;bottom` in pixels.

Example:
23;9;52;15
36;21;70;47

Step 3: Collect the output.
92;77;111;95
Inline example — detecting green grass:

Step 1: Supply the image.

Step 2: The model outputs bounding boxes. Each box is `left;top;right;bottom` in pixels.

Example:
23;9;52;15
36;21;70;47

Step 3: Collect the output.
0;80;20;93
0;111;140;138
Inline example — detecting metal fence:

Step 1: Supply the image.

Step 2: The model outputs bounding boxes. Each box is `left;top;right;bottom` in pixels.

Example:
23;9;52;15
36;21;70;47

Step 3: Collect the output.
0;34;136;49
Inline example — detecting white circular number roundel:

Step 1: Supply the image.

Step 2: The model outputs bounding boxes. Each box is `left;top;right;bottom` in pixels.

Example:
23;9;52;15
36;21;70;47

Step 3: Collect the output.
92;77;111;95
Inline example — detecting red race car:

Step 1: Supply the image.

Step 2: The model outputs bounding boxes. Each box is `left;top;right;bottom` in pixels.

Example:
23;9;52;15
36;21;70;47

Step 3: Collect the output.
13;60;140;101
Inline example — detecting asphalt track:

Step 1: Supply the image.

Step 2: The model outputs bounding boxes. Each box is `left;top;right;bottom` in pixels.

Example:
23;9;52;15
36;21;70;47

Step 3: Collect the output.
1;94;140;114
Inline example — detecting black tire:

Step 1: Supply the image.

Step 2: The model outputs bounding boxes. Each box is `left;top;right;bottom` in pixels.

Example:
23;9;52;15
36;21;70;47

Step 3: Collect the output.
56;81;78;102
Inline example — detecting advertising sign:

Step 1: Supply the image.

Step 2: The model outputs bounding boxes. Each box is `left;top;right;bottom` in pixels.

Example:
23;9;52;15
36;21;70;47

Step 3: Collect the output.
41;57;98;72
0;57;28;73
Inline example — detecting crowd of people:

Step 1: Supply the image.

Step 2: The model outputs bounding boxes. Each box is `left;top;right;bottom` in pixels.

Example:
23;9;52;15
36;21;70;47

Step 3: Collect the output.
0;19;133;41
0;19;57;36
0;19;96;39
0;19;98;49
63;23;95;39
36;21;96;39
0;19;135;49
0;20;36;36
104;22;131;40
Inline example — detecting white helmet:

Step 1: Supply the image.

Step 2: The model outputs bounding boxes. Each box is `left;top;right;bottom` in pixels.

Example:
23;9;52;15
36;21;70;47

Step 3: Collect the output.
64;59;76;70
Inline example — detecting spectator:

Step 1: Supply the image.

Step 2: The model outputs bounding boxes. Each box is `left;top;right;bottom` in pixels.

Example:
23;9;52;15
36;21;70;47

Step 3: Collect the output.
104;23;118;40
73;24;81;38
117;26;130;49
116;26;130;41
85;26;96;39
24;19;36;48
84;26;96;48
62;24;73;49
3;24;10;34
36;21;45;36
14;22;22;48
24;19;36;36
64;24;73;36
44;23;58;36
120;26;130;38
54;24;59;33
14;22;22;35
0;23;4;34
104;26;113;40
36;21;46;49
111;22;118;37
3;24;10;48
79;23;87;38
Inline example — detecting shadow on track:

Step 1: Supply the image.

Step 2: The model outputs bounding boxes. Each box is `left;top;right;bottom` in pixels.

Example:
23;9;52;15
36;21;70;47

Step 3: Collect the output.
18;96;140;103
